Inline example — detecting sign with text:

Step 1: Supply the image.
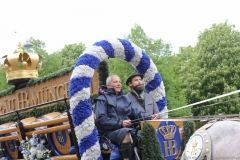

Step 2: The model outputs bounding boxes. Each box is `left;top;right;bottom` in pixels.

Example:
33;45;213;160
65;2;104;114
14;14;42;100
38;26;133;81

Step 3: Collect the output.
48;130;71;155
157;121;181;160
0;71;99;114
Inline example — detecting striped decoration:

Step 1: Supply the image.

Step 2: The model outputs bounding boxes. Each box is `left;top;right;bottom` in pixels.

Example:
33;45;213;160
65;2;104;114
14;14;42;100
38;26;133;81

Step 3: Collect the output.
69;39;168;160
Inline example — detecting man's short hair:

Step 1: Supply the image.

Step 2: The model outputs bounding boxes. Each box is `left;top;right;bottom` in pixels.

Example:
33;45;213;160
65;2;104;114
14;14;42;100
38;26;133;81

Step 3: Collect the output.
106;74;119;84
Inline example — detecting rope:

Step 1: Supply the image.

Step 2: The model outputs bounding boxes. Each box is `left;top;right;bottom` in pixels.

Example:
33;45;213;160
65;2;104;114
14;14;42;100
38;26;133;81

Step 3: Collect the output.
131;89;240;123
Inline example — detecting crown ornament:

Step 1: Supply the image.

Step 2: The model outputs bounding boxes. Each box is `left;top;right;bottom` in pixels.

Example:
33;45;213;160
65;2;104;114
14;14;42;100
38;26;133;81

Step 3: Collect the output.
159;121;177;140
0;42;43;85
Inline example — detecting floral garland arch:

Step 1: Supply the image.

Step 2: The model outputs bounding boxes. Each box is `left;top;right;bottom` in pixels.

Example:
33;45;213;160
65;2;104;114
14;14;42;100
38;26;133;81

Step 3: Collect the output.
69;39;168;159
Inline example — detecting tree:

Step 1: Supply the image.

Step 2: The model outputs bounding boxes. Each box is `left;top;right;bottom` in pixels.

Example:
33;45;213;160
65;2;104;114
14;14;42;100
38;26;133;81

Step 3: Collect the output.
183;22;240;116
97;60;109;85
41;52;63;75
22;37;50;77
0;71;9;91
59;43;86;68
108;24;187;116
108;58;135;92
141;122;165;160
173;46;198;116
125;24;172;58
127;24;187;116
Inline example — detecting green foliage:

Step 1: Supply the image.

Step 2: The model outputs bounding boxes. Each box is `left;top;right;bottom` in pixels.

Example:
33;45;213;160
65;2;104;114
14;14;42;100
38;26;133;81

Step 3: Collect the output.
38;43;85;77
22;38;85;77
125;24;172;58
98;60;109;85
108;58;135;92
0;85;15;97
38;52;63;77
124;24;187;116
141;122;165;160
181;121;195;153
0;71;9;91
27;66;74;87
22;37;50;77
182;21;240;115
152;54;188;117
18;61;23;68
91;94;99;105
23;37;47;55
59;43;86;68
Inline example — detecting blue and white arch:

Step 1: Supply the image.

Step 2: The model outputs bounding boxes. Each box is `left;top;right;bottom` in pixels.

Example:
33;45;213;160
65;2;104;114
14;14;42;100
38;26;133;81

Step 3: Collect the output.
69;39;168;159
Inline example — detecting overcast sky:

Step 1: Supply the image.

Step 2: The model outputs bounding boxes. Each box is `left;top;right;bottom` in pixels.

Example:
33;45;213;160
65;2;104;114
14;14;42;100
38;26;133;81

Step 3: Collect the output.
0;0;239;59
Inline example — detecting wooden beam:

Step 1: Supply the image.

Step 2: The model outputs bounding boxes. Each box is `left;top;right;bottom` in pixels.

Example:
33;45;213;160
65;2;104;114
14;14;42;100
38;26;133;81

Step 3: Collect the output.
51;155;78;160
0;127;17;135
23;117;69;130
17;155;78;160
0;135;18;141
25;124;70;136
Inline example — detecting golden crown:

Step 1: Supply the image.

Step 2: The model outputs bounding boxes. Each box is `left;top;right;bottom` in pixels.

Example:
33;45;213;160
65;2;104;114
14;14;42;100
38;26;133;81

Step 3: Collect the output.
159;121;176;140
0;42;43;85
58;130;63;135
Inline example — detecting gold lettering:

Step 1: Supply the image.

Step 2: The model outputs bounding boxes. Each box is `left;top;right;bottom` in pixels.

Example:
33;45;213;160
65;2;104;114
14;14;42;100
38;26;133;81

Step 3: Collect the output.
163;140;178;157
31;92;40;105
90;82;93;94
169;140;178;156
58;135;65;143
9;99;16;111
0;102;3;114
48;86;57;101
64;82;69;98
191;140;198;155
42;88;48;102
39;90;44;104
0;100;9;114
18;91;28;109
3;100;11;113
163;141;169;157
57;84;64;99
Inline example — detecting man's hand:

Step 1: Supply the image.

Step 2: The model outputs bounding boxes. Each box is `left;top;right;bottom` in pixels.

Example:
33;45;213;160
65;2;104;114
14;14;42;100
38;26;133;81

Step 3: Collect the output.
151;114;160;120
122;120;131;128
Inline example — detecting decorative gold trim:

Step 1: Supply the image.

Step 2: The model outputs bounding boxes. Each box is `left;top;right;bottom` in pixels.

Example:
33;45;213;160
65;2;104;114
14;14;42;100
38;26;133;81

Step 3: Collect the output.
7;70;38;80
181;123;212;160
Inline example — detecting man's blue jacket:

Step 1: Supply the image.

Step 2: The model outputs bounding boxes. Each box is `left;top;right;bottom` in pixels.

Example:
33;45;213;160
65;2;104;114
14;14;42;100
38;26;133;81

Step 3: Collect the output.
94;87;151;146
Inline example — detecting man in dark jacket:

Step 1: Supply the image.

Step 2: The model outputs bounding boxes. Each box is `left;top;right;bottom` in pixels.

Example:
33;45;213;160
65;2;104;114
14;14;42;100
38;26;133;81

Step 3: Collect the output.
94;75;159;160
125;72;159;115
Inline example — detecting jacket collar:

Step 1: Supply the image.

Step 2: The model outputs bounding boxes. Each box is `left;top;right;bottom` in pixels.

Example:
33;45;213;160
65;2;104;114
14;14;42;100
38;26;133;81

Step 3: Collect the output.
98;85;124;96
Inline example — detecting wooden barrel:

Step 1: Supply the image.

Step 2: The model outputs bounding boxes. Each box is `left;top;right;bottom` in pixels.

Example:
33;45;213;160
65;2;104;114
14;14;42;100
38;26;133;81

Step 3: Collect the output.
0;122;20;159
42;112;72;156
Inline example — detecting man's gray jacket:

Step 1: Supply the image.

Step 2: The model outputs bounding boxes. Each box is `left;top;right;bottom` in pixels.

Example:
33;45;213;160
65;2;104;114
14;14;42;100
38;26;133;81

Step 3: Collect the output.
126;92;159;114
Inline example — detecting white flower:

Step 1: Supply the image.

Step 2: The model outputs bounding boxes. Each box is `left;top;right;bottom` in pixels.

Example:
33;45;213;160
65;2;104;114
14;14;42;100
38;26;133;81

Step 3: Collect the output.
21;134;52;160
